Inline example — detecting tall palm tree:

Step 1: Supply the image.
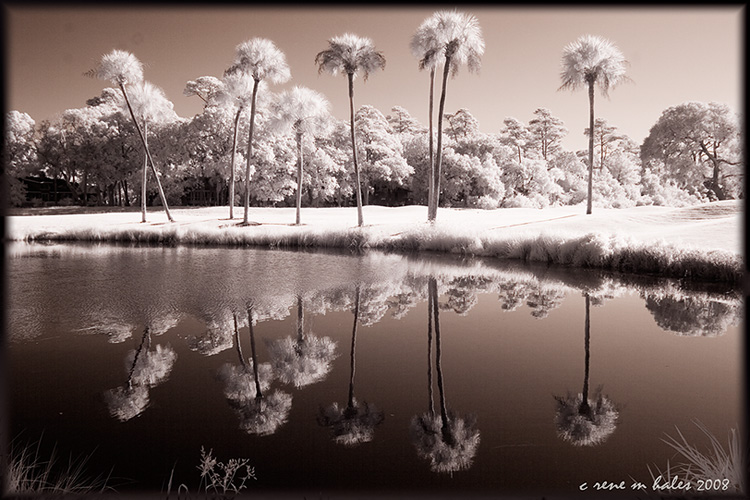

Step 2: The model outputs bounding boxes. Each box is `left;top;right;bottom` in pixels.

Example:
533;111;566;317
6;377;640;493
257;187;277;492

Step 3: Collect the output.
217;72;255;220
225;38;291;225
318;285;384;445
315;33;386;227
410;277;480;473
86;49;174;222
129;81;179;223
559;34;628;215
554;293;619;446
410;15;442;214
269;87;331;225
423;11;484;222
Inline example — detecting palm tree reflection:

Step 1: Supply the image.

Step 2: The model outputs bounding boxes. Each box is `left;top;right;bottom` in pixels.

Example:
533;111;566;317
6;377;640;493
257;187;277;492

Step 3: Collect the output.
265;295;338;389
318;285;384;446
554;293;618;446
410;277;480;473
218;308;292;436
103;326;177;421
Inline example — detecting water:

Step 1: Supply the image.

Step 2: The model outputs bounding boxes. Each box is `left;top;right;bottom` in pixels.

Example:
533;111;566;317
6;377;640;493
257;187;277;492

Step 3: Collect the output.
6;242;744;497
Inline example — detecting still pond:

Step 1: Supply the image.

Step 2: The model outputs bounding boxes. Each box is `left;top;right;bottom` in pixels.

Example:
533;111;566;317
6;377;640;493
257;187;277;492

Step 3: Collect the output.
6;242;743;496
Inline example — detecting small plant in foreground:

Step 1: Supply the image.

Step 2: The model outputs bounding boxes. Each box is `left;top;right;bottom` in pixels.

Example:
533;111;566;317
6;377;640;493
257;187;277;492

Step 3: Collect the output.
197;446;256;497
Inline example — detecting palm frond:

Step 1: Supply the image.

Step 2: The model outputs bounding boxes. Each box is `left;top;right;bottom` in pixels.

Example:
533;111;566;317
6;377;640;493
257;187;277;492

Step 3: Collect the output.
226;38;291;85
87;49;144;86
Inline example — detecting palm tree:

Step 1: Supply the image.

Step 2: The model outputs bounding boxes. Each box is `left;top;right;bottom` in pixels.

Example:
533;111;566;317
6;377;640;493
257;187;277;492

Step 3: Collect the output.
129;81;179;223
559;34;628;215
318;285;384;445
217;72;255;220
225;38;291;225
554;293;618;446
265;295;338;388
269;87;331;225
410;17;441;214
422;11;484;222
410;277;480;473
86;49;174;222
315;33;386;227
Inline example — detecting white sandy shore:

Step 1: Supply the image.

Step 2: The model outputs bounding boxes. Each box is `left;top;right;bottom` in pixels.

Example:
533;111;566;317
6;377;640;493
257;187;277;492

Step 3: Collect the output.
5;201;744;283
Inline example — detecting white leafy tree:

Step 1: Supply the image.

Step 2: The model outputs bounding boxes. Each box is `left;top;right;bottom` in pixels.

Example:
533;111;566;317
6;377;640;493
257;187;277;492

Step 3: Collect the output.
5;111;38;206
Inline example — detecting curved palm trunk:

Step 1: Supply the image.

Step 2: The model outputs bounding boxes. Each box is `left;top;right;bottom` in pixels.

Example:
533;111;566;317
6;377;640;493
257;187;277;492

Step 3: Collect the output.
119;83;174;223
229;107;242;219
141;122;148;223
427;68;435;214
243;79;260;226
247;306;263;400
586;80;595;215
429;55;452;222
347;285;361;410
579;293;591;415
295;131;304;225
348;72;364;227
127;327;151;389
233;313;248;371
431;277;455;446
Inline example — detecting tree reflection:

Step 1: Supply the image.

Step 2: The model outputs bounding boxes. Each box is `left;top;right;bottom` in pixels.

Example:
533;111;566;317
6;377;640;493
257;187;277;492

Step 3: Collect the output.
218;308;292;436
103;326;177;421
318;285;384;446
643;289;741;337
265;295;338;388
410;277;480;473
554;293;618;446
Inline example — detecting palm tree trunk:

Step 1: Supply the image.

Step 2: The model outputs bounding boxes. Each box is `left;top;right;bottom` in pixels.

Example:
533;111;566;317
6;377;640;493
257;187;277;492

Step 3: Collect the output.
119;83;174;222
296;295;305;345
431;277;455;446
586;80;595;215
127;327;151;390
430;55;452;222
427;68;435;213
295;131;304;225
580;293;591;415
247;307;263;400
229;107;242;220
243;79;260;226
348;285;361;410
141;121;148;222
348;72;364;227
427;277;435;416
233;313;248;371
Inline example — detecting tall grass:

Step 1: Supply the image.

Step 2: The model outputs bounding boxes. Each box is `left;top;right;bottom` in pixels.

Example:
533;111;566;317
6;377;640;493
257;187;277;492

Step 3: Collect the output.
650;420;746;494
5;436;112;495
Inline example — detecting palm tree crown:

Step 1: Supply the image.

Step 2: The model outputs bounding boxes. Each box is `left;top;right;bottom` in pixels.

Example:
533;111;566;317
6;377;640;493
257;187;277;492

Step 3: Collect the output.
559;35;627;95
410;16;443;71
315;33;386;79
270;86;330;136
225;38;291;85
432;10;484;76
88;49;144;86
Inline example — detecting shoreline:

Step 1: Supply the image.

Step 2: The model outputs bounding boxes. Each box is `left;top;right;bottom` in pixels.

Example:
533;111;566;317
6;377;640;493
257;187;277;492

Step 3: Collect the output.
5;202;744;284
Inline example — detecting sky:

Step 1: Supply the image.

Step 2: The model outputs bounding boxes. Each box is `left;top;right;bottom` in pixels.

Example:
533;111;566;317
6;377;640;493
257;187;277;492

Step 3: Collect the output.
4;5;744;152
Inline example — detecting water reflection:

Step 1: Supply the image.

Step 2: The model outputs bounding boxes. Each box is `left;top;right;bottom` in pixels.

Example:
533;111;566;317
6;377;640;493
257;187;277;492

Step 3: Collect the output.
103;327;177;421
411;277;481;473
265;295;338;388
318;285;385;446
554;293;618;447
219;307;292;436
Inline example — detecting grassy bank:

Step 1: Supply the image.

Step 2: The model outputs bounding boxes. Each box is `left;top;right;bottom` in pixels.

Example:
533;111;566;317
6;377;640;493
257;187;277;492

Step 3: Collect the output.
5;202;743;284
